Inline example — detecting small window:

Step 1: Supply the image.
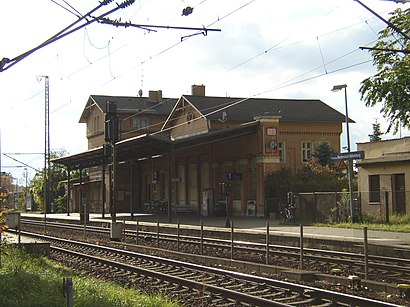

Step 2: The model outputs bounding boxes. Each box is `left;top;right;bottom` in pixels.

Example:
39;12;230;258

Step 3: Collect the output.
186;112;194;123
141;118;149;129
302;142;313;162
278;142;285;162
369;175;380;203
132;117;140;129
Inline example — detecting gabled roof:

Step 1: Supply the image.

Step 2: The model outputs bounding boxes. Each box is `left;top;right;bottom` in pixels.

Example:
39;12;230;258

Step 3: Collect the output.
161;96;208;131
182;95;354;123
79;95;178;123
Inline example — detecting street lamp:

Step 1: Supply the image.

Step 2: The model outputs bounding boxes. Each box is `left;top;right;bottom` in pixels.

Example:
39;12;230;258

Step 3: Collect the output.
24;168;28;211
332;84;355;222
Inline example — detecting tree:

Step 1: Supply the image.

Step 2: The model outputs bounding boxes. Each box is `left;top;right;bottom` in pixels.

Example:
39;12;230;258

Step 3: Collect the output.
359;8;410;133
265;167;294;204
265;162;347;202
368;119;383;142
31;149;70;213
293;162;346;193
312;141;335;167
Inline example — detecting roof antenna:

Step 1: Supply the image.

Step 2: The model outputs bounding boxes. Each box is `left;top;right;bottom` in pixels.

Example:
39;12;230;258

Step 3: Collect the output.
138;64;144;97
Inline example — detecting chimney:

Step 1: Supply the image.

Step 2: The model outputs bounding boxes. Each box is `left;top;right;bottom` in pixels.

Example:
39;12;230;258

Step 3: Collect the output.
191;84;205;96
148;90;162;102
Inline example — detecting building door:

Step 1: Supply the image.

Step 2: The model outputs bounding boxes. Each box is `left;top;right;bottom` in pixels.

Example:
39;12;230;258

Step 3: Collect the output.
394;174;406;214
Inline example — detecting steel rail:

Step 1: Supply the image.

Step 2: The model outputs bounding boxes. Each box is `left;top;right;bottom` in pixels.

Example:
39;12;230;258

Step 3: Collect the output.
26;231;402;307
21;219;410;276
52;245;290;307
20;221;410;280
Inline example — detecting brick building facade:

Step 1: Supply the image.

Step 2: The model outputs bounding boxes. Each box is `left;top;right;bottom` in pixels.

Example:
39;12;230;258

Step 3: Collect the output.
54;85;348;218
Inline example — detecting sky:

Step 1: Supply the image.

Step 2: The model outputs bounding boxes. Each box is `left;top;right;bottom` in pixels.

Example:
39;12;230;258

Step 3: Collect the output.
1;0;409;185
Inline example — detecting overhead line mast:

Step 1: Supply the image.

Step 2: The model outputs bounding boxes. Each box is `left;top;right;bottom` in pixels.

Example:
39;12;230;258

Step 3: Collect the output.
39;76;50;215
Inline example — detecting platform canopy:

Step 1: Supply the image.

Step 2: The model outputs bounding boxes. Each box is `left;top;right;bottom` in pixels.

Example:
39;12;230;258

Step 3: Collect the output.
53;121;259;171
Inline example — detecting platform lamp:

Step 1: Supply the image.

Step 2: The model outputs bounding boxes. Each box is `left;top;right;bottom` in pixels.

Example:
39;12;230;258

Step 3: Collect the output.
332;84;355;222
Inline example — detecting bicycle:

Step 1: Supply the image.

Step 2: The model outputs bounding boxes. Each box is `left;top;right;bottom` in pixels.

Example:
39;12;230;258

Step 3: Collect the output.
280;203;295;224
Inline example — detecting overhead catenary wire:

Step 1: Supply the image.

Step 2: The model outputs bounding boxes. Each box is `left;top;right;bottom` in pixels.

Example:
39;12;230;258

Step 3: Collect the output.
0;0;134;72
99;2;384;91
100;0;257;86
115;27;386;136
18;1;385;114
316;36;328;74
8;1;400;152
0;0;404;178
121;57;372;138
50;0;82;18
47;1;391;138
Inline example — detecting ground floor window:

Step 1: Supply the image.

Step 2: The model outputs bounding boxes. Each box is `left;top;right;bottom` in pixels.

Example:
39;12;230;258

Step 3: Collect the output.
278;141;286;162
301;141;313;162
369;174;380;203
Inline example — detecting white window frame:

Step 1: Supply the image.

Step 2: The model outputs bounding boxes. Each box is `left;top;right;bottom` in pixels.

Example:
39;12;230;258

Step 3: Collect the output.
186;112;194;124
278;141;286;162
141;117;149;129
132;117;140;129
301;141;313;162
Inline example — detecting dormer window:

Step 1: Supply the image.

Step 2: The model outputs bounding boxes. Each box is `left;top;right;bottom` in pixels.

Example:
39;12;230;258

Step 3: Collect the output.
93;115;100;134
132;118;140;129
131;117;149;130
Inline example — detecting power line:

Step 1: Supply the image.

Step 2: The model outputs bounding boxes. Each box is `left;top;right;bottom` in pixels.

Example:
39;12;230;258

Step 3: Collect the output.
120;52;373;138
50;0;81;18
2;153;40;172
0;0;135;72
100;0;257;86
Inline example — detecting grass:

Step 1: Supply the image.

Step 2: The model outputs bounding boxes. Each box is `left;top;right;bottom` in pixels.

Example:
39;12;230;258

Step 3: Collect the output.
0;242;180;307
318;213;410;232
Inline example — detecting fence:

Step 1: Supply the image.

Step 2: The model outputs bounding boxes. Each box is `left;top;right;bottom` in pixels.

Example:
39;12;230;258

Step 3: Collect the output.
275;190;409;223
294;191;360;223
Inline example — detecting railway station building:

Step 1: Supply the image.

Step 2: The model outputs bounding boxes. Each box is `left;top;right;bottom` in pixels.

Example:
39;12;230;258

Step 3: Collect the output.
53;85;349;218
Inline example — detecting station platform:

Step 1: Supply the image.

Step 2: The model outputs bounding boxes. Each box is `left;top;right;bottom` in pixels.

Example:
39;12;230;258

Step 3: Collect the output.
2;230;51;256
20;212;410;252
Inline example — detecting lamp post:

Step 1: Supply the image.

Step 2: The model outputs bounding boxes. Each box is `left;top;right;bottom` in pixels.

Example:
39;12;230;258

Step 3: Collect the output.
24;168;28;211
332;84;355;222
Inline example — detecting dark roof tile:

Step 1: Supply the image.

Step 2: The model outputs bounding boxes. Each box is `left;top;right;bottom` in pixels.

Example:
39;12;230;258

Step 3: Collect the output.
90;95;177;115
183;95;353;123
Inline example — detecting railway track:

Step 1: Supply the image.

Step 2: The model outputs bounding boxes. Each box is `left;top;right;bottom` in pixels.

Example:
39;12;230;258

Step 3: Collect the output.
18;230;403;307
20;218;410;286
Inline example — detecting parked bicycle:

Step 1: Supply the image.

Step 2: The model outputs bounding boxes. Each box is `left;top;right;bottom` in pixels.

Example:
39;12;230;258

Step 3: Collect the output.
280;203;296;224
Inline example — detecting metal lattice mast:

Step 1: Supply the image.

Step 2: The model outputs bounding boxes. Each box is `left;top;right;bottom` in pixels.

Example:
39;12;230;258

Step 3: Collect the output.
43;76;50;215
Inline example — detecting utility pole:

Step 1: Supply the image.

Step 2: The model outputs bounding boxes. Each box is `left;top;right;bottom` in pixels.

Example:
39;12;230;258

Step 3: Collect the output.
38;76;50;222
46;77;50;213
24;168;28;211
0;130;2;200
104;101;122;240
